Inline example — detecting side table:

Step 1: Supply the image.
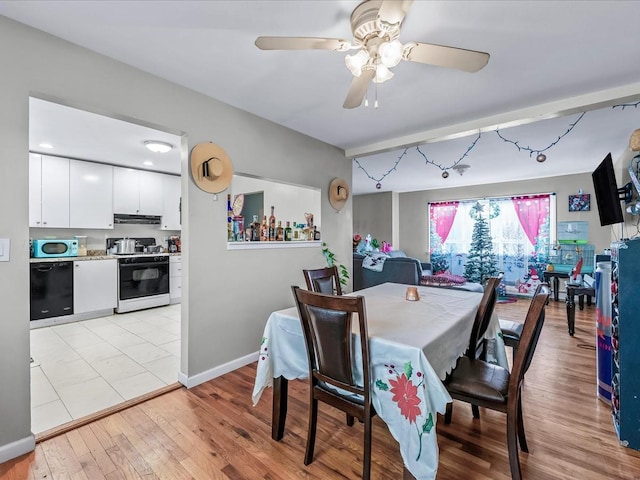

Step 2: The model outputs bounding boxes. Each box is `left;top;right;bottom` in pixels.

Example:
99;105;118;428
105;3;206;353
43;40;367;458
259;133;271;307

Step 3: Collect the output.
543;271;570;301
565;283;595;336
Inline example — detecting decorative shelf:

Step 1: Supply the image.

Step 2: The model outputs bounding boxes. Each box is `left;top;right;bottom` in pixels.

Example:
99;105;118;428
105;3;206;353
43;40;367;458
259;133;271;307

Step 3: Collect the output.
227;241;321;250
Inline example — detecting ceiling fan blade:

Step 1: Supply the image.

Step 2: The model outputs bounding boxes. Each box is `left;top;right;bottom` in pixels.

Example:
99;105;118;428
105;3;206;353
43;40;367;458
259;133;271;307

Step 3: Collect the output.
255;36;351;51
377;0;414;29
343;69;376;109
403;41;490;72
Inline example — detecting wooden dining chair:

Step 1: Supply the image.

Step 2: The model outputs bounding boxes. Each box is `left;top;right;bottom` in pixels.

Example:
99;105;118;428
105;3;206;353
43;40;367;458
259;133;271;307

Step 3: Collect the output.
443;285;550;480
291;286;376;479
452;275;502;420
303;266;343;295
499;282;547;361
467;276;502;362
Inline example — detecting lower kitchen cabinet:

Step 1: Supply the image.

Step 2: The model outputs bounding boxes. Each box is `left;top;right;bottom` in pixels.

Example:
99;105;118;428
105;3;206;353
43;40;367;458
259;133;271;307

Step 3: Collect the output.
170;255;182;303
74;259;117;314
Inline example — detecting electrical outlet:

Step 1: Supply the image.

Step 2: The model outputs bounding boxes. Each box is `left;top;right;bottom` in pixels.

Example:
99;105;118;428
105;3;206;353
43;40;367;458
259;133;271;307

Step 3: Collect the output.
0;238;9;261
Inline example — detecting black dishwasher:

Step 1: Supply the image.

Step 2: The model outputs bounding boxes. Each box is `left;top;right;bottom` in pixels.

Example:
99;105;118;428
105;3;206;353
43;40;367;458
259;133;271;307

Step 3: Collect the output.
30;261;74;320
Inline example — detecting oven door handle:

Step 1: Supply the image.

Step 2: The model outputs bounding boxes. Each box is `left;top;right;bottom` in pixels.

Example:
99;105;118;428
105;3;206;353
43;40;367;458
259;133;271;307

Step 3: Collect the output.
119;262;169;269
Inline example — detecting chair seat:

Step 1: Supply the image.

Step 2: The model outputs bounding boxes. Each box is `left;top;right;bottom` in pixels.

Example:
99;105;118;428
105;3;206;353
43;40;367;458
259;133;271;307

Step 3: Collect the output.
500;319;524;344
445;356;510;403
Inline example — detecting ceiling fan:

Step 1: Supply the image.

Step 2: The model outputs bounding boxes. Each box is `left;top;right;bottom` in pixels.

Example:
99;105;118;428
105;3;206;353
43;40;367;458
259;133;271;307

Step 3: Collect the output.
255;0;490;109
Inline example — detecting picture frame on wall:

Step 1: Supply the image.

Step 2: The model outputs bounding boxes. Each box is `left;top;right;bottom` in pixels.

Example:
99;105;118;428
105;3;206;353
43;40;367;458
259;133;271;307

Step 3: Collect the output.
569;194;591;212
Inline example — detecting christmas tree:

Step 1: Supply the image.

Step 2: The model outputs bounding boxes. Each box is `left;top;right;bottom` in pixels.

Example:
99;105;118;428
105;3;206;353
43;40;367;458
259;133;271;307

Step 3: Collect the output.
429;222;449;274
464;202;499;284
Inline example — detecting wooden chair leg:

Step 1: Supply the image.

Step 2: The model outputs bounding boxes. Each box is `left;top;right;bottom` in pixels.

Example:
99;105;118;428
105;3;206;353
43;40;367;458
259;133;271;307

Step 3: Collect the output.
506;408;523;480
444;402;453;424
304;397;318;465
517;394;528;452
472;404;480;419
346;413;354;426
363;416;372;480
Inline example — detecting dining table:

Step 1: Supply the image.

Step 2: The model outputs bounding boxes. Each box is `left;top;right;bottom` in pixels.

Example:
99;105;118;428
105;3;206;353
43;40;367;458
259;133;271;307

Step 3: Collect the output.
252;282;507;480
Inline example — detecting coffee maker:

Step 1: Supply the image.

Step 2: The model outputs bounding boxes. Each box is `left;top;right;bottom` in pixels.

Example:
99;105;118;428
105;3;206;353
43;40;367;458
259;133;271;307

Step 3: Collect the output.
168;235;181;253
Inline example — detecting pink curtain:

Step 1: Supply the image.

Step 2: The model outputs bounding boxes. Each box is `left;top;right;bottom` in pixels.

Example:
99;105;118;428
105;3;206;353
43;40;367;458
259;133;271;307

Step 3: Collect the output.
511;195;550;245
429;201;459;245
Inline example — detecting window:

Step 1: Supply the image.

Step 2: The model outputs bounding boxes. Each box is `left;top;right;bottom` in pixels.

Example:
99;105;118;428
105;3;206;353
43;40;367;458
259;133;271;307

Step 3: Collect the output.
429;193;556;295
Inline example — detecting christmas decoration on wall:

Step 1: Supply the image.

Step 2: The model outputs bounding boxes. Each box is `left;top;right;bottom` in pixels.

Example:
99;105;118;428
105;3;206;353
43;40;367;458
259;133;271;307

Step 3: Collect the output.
495;112;586;161
354;132;481;189
353;102;639;190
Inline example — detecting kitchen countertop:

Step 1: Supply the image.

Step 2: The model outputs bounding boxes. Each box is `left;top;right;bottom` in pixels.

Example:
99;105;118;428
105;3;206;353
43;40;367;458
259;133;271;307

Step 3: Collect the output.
30;252;181;263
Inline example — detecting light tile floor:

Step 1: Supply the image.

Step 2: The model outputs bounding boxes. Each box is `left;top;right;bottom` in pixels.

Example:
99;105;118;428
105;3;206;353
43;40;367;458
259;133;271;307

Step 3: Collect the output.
30;304;181;434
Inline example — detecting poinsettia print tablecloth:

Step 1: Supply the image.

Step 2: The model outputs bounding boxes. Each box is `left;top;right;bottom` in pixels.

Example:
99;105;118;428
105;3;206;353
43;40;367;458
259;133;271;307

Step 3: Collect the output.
252;282;505;480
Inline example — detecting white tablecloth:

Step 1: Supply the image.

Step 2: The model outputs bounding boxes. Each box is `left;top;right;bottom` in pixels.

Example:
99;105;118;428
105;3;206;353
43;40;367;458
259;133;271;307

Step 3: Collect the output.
252;282;505;480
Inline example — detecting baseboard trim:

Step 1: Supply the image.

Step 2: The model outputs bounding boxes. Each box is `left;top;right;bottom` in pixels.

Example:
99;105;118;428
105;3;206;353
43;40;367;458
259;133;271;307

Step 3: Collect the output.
0;434;36;464
178;351;258;389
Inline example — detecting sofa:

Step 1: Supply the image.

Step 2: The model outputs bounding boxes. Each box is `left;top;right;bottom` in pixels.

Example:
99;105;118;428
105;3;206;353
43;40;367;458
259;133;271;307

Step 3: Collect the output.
352;251;431;291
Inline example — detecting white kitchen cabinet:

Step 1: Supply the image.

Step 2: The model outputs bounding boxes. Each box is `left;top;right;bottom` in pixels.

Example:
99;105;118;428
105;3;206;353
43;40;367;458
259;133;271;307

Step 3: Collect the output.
29;153;42;227
113;167;140;214
29;154;70;228
113;167;163;215
170;255;182;303
69;160;114;229
162;174;181;230
139;170;164;215
73;259;117;314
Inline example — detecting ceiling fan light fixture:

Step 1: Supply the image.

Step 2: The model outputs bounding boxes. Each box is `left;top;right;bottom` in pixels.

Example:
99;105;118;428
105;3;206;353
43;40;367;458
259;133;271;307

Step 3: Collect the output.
373;64;394;83
144;140;173;153
379;39;403;67
345;50;370;77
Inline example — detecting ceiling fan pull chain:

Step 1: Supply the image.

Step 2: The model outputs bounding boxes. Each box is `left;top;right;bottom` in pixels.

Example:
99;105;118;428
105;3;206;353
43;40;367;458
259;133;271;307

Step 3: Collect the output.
374;81;379;109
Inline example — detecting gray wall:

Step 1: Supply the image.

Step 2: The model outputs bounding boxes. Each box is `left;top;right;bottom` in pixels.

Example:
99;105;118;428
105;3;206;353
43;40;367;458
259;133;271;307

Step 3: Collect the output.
354;172;611;262
0;16;352;458
353;191;395;247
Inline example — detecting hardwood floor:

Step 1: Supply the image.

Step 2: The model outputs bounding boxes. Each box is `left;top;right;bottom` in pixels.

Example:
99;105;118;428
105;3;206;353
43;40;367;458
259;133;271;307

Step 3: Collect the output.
3;297;640;479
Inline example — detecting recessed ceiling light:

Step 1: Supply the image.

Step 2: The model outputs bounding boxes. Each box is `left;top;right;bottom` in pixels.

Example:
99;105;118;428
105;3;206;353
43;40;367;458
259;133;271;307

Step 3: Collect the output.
143;160;154;166
144;140;173;153
39;142;54;149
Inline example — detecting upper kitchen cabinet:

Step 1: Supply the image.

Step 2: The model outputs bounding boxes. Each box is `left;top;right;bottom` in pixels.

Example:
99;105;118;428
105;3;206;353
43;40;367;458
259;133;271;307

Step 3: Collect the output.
162;174;181;230
113;167;163;215
69;160;114;229
29;154;70;228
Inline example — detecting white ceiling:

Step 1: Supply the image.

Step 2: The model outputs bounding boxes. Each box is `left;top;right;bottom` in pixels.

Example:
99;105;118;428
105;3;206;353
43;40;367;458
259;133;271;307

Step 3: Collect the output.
29;98;182;175
3;0;640;194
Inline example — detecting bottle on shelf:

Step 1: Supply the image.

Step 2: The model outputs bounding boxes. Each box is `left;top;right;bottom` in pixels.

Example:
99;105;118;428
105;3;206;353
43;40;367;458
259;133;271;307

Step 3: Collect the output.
269;205;276;241
276;220;284;242
313;226;320;241
233;215;244;242
227;194;234;242
284;221;292;241
251;215;261;242
260;215;268;242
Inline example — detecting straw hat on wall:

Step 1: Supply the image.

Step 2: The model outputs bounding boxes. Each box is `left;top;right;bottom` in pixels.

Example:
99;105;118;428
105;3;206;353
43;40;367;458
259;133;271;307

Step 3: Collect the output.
190;142;234;193
630;129;640;152
329;178;350;212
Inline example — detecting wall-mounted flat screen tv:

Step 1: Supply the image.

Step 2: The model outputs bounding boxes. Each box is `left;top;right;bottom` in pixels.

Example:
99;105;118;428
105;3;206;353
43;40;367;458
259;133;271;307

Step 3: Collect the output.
592;153;624;226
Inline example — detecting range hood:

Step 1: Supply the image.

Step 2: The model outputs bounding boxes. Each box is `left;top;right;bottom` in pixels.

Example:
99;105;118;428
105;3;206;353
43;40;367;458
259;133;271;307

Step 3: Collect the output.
114;214;161;225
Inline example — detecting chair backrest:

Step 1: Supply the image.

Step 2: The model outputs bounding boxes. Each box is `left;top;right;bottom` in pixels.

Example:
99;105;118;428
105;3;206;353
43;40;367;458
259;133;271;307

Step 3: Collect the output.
508;284;550;397
467;276;502;359
292;286;369;400
303;266;343;295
